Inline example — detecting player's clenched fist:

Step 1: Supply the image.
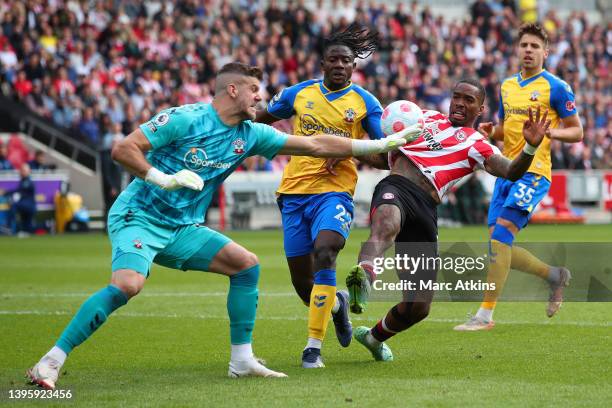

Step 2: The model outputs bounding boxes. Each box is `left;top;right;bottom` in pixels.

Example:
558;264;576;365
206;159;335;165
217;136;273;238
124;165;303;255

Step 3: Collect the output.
145;168;204;191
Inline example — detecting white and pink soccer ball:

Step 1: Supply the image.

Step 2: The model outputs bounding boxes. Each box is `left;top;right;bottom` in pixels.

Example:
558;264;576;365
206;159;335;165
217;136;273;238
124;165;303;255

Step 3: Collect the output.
381;100;424;136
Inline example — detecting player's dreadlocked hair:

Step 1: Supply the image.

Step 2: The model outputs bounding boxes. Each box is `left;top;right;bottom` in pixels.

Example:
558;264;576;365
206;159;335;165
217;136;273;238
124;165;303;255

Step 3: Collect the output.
323;23;379;60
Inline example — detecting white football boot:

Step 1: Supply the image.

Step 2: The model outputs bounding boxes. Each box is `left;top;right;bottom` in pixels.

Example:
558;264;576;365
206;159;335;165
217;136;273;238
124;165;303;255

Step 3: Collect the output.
228;358;288;378
27;356;62;390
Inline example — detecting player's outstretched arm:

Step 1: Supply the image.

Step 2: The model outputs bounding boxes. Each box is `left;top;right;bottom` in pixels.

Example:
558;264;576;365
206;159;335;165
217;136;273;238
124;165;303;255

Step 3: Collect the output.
112;129;203;191
255;108;278;125
278;124;423;158
484;106;551;181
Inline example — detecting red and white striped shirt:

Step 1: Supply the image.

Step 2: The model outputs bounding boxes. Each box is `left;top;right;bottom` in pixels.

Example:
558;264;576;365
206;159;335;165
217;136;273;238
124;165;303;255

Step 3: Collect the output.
390;110;501;199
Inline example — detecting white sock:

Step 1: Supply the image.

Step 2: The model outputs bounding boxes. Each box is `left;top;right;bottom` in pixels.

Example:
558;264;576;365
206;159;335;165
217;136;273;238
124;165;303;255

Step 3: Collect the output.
475;307;494;322
331;296;340;314
230;343;253;361
45;346;67;366
305;337;322;350
365;330;381;347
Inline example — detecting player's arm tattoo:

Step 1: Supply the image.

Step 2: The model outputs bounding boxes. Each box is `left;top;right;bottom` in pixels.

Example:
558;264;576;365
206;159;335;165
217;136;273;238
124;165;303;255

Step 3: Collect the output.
358;204;401;265
357;153;389;170
390;155;439;203
484;153;534;181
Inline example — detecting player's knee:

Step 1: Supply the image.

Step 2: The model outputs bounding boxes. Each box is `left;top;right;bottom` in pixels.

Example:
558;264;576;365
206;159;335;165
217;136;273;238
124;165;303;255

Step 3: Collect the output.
491;223;516;246
238;251;259;270
110;271;144;299
312;245;340;268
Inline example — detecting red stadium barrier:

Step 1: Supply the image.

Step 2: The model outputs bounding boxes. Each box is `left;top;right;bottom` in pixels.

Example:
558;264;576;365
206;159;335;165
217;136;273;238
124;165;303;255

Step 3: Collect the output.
604;173;612;211
531;172;584;224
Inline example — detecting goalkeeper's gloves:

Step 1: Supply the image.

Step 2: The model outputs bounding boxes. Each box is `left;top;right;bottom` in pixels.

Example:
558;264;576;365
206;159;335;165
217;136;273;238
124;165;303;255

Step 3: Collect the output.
351;123;423;156
145;168;204;191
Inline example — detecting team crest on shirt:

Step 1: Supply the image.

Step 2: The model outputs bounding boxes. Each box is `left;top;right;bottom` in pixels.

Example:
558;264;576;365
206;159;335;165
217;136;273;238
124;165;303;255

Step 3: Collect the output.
529;91;540;101
306;101;314;109
454;129;467;142
232;138;246;154
344;108;356;123
565;101;576;111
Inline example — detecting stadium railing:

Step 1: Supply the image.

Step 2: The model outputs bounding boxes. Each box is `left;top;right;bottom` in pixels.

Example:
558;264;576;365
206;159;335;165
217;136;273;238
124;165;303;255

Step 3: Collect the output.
0;96;100;173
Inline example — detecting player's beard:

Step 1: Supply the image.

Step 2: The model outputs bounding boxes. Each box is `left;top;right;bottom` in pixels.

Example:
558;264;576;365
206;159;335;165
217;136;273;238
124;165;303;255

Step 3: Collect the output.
245;105;257;120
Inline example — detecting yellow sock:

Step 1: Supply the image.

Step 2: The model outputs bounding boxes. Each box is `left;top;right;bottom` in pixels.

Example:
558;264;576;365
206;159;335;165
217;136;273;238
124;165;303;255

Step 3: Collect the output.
511;246;550;280
304;297;337;309
307;284;336;341
481;240;512;310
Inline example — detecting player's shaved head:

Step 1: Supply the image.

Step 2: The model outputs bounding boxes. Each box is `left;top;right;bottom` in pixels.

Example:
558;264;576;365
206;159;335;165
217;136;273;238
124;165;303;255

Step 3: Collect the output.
215;62;263;95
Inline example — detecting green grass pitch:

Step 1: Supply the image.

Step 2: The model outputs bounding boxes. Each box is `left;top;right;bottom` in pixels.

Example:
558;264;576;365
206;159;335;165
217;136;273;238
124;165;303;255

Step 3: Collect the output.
1;225;611;407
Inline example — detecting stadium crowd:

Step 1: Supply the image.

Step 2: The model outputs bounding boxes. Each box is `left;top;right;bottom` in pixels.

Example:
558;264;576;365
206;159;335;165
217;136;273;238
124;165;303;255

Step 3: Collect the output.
0;0;609;172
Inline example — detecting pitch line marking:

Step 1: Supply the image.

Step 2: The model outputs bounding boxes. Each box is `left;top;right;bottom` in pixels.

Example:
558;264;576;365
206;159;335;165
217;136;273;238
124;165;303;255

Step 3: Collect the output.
0;292;296;298
0;310;609;327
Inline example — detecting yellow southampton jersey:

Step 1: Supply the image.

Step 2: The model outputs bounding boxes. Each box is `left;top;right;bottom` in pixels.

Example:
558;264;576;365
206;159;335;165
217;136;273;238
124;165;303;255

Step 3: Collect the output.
499;69;577;180
267;79;384;196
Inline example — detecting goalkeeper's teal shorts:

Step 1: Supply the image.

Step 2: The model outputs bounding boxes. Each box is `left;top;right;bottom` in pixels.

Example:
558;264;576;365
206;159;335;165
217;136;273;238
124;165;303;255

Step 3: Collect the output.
107;207;231;277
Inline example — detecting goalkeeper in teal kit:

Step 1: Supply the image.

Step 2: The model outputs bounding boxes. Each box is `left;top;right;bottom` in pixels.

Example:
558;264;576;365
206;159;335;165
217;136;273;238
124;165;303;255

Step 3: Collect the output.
26;62;422;388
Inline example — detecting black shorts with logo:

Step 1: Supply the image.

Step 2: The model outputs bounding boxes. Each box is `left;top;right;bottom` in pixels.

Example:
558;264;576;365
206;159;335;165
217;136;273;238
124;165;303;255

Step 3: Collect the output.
370;174;438;243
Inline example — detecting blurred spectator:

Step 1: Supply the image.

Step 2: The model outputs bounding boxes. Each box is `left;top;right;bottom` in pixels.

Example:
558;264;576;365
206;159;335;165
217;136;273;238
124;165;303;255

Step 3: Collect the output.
3;164;36;235
551;140;570;169
100;122;125;220
571;145;594;170
0;41;17;80
0;0;608;170
6;134;30;170
455;174;487;224
13;69;32;99
0;144;13;170
78;107;100;145
28;149;55;171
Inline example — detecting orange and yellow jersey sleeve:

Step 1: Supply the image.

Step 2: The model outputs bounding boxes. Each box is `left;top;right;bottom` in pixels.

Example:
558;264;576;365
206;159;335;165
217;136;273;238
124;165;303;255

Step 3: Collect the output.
499;70;578;181
267;79;384;196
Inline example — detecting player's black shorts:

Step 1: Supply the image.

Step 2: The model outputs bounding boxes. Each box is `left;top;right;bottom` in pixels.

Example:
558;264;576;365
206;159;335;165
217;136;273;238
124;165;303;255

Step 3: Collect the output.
370;175;439;302
370;174;438;243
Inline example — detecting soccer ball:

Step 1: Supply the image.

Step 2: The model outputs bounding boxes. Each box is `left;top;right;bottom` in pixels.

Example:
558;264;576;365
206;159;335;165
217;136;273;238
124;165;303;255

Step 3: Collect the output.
381;100;424;136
